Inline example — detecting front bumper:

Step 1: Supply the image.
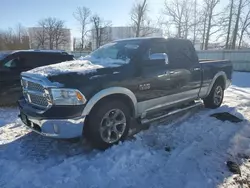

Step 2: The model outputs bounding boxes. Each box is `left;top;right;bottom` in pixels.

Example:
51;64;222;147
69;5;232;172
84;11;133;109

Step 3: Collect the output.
18;99;85;139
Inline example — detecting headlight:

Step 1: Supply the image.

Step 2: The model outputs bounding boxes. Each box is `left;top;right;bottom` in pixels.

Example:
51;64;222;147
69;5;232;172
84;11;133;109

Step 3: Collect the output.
50;88;86;105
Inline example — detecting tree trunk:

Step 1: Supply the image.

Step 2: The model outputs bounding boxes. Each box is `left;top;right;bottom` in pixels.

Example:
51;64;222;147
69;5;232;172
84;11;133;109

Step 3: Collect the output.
201;12;208;50
49;38;53;49
238;29;244;48
232;0;243;49
205;15;212;50
193;0;197;44
226;0;234;49
205;8;213;50
135;0;147;37
178;23;182;38
136;21;141;37
81;25;84;50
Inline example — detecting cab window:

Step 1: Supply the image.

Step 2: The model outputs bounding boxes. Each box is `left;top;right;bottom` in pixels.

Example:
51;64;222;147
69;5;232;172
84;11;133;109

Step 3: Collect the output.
3;57;23;68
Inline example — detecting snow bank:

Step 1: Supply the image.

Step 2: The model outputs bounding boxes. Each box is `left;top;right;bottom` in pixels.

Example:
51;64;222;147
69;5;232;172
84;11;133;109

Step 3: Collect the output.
27;60;103;76
0;72;250;188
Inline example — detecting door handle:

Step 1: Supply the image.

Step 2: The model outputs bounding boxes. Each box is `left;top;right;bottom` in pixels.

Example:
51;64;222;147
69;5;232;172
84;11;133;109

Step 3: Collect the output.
193;67;200;71
165;71;174;75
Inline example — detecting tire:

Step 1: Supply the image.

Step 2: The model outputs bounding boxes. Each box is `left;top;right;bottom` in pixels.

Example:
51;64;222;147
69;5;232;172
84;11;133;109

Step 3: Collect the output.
84;100;131;150
203;81;224;109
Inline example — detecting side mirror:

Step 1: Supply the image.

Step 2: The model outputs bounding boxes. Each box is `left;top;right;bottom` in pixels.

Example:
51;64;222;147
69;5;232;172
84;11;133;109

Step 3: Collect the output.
149;53;169;64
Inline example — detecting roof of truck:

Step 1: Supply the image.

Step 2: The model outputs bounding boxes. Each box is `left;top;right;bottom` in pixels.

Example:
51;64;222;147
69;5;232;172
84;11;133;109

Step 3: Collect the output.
114;37;191;43
114;37;166;42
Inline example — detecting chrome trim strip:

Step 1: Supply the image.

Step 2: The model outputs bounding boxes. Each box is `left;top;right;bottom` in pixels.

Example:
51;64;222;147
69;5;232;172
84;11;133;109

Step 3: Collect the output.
141;101;203;124
137;90;199;117
23;115;85;139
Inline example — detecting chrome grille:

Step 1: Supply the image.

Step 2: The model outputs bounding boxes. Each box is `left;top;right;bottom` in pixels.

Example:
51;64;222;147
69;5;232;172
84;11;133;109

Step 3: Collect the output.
29;94;48;107
27;81;44;92
21;77;49;108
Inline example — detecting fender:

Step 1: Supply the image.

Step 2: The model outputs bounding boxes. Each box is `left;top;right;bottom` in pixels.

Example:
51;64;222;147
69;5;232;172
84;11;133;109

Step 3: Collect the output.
205;71;227;97
82;87;138;117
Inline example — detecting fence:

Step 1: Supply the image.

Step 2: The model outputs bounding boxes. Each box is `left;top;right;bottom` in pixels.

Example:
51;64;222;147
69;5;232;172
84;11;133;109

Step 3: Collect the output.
196;50;250;72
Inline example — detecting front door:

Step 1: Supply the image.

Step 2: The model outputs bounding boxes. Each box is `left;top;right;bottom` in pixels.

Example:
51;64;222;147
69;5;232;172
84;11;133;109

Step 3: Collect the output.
134;40;175;114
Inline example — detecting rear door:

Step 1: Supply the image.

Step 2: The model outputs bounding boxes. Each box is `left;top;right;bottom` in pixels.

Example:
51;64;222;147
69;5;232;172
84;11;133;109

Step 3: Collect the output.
165;39;202;101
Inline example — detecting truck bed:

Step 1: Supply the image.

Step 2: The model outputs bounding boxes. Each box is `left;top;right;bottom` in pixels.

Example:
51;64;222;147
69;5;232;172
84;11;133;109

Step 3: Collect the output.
198;59;232;98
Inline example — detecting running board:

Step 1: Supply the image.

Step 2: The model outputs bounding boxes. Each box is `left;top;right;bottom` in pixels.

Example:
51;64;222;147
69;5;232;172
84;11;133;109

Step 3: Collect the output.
140;101;203;124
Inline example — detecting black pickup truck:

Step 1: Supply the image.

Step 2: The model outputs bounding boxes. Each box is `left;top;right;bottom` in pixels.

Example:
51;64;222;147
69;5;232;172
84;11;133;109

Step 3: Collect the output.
0;50;74;105
18;37;232;149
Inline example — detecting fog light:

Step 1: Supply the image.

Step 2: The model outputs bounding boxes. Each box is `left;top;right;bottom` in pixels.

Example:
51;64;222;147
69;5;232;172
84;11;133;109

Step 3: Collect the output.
53;124;59;134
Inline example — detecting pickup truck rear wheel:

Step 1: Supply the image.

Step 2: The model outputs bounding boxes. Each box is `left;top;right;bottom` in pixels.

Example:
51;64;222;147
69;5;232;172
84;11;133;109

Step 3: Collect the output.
85;100;131;150
203;81;224;109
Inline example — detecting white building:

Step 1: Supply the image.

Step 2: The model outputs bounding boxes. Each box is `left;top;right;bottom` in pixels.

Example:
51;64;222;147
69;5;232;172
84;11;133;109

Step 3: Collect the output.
28;27;71;52
91;26;163;50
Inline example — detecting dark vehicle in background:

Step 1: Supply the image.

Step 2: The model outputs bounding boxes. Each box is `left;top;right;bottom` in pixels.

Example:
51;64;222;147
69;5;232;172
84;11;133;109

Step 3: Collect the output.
0;50;74;105
18;37;233;150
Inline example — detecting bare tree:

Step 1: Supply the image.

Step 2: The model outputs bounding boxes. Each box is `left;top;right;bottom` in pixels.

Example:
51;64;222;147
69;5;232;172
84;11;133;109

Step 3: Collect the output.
203;0;220;50
34;17;68;50
131;0;147;37
54;20;69;49
232;0;243;49
130;0;158;37
163;0;194;39
15;23;28;42
0;25;30;50
193;0;198;43
42;17;57;49
73;6;91;50
91;14;111;49
201;9;208;49
238;4;250;48
34;22;47;49
231;0;249;49
225;0;235;49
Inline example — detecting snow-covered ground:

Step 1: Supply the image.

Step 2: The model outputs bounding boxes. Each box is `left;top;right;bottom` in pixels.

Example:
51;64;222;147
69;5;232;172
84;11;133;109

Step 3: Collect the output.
0;72;250;188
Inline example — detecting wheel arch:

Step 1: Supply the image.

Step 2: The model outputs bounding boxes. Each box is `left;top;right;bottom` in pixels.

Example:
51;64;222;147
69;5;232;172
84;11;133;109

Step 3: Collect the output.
206;71;227;96
82;87;138;117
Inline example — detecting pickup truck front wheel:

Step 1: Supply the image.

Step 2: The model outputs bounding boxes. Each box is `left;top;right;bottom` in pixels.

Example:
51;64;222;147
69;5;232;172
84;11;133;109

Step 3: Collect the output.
85;100;131;150
203;82;224;109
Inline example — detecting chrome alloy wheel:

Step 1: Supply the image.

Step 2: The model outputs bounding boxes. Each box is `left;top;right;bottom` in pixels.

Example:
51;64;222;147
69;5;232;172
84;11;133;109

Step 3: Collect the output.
100;109;127;144
213;85;223;106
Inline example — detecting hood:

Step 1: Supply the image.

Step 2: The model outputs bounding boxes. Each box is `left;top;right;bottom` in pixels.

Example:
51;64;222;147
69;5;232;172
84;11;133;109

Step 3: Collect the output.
25;57;127;88
27;60;103;77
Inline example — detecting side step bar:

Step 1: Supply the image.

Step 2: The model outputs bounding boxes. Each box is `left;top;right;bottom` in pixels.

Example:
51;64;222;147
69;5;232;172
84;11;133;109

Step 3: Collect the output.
140;101;203;124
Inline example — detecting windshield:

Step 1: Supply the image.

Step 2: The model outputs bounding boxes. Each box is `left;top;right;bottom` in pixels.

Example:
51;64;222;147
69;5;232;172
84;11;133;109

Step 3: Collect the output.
87;40;141;66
